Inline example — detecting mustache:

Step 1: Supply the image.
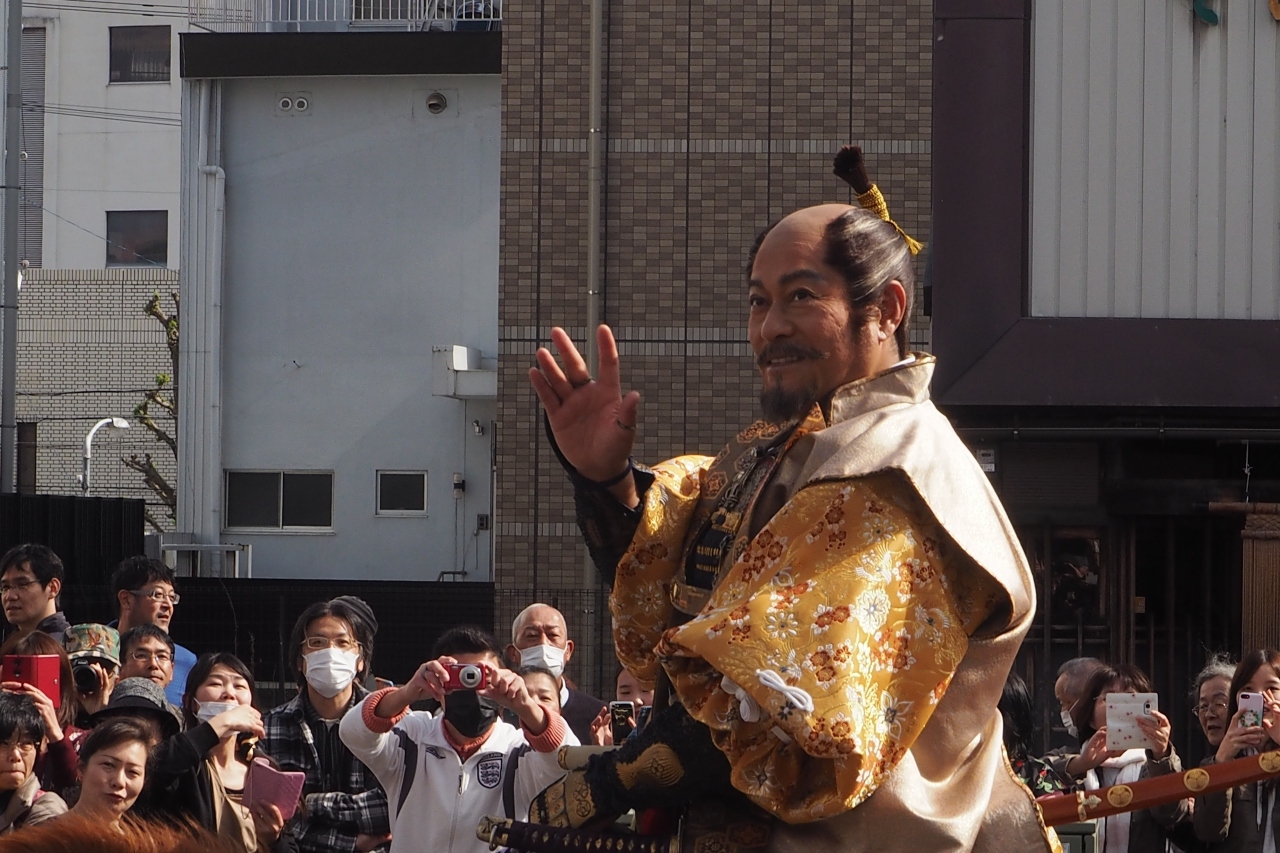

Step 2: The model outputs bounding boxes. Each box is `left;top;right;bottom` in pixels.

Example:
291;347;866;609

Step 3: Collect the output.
756;342;826;368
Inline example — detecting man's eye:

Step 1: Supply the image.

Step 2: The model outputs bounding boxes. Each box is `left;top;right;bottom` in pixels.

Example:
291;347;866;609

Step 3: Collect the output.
791;290;814;301
748;295;766;308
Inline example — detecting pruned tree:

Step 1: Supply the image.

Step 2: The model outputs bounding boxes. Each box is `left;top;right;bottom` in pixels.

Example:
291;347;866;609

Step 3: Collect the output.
123;291;178;532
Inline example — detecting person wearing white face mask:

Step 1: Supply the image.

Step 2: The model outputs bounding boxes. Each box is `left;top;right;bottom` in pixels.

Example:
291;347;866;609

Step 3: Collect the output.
263;597;390;853
145;652;298;853
505;603;604;744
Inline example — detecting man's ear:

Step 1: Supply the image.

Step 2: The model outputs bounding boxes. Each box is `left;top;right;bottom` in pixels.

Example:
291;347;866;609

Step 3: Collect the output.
116;588;133;617
45;577;61;601
880;281;907;333
505;644;521;667
563;639;574;666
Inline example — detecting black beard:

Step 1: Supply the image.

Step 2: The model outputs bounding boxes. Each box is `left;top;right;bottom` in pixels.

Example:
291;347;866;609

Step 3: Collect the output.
760;383;819;422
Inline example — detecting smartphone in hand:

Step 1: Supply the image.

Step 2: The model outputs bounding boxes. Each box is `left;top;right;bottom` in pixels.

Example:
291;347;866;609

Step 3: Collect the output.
1;655;62;709
1105;693;1158;752
610;701;636;742
1239;692;1266;728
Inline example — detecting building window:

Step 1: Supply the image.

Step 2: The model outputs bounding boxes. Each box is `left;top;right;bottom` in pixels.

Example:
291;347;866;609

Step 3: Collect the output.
106;210;167;267
377;470;427;515
225;471;334;530
109;26;170;83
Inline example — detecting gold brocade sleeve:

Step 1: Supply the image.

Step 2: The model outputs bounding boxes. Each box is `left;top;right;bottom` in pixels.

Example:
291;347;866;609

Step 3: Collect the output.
656;473;1002;823
609;454;716;687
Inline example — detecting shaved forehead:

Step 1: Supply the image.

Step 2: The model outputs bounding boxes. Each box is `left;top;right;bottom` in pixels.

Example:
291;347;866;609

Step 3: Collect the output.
756;204;854;254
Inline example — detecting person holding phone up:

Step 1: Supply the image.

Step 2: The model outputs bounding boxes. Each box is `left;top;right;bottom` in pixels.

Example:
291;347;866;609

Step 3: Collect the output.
1060;663;1190;853
1193;649;1280;851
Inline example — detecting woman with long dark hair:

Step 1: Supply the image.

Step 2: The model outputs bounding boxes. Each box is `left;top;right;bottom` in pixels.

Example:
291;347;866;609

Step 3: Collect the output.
1194;648;1280;850
145;652;298;853
1060;663;1189;852
999;671;1067;795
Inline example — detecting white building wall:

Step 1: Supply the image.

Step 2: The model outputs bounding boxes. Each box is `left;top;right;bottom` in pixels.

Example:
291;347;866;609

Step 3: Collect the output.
202;74;499;580
1029;0;1280;319
27;10;187;269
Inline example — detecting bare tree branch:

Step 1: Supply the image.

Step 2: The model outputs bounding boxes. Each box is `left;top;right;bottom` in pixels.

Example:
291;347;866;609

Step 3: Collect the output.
124;292;179;528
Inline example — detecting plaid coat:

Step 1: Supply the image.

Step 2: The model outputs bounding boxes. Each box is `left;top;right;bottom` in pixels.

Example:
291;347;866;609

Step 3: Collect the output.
263;686;390;853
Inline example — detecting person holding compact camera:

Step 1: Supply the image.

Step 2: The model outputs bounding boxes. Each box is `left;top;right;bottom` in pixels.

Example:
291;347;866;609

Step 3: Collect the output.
1059;663;1189;853
339;626;576;853
1193;648;1280;851
63;624;120;724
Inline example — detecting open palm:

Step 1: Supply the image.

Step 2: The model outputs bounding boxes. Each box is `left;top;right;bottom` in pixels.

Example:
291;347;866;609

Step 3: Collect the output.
528;325;640;483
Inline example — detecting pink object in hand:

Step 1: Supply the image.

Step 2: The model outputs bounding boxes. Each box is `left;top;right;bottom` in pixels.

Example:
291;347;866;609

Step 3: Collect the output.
244;756;306;819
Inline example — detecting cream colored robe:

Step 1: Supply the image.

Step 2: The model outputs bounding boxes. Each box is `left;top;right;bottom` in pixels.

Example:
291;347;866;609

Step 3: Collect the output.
610;356;1055;852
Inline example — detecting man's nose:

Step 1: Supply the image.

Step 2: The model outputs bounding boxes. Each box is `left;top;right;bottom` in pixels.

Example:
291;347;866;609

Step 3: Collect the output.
759;303;793;340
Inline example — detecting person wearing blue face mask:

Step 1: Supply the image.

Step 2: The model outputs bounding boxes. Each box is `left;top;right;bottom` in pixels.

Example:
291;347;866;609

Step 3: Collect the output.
505;603;604;745
264;598;390;853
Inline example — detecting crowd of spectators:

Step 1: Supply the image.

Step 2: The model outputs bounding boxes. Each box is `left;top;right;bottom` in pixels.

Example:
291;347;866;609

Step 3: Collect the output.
9;535;1280;853
0;541;650;853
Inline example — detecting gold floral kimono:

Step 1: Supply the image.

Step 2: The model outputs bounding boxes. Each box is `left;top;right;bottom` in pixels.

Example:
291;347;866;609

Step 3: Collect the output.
603;357;1055;852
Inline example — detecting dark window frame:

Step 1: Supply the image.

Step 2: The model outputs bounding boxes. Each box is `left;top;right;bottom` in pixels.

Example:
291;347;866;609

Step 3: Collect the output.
224;470;335;531
109;26;172;83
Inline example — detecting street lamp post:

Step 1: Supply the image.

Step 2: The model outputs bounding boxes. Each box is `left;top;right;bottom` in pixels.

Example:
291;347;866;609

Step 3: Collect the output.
80;417;130;494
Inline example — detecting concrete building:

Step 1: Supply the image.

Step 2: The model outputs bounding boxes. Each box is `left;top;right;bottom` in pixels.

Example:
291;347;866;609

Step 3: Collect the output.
20;8;187;269
175;25;501;580
933;0;1280;760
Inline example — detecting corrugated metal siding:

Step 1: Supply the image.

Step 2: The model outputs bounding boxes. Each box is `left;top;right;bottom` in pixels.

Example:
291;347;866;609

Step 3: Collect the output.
19;27;44;269
1029;1;1280;319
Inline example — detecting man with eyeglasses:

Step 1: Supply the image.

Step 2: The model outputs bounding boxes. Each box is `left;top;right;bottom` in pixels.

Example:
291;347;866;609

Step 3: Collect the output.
264;596;391;853
0;543;70;642
118;624;176;689
109;556;196;706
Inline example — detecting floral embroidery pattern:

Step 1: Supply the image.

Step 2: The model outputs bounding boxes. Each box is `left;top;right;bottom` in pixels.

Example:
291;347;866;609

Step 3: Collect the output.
612;465;1000;823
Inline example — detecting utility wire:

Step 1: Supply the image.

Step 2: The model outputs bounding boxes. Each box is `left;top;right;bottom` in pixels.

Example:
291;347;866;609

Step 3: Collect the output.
22;199;168;267
27;105;180;127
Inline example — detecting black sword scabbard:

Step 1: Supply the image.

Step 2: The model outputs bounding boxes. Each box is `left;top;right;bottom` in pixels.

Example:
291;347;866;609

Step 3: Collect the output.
477;817;678;853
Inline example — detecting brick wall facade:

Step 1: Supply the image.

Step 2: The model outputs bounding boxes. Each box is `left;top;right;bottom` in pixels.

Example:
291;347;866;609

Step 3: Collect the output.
17;268;179;530
496;3;934;696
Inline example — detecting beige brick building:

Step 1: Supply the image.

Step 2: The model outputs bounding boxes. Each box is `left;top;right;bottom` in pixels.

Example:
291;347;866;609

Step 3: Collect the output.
495;1;934;695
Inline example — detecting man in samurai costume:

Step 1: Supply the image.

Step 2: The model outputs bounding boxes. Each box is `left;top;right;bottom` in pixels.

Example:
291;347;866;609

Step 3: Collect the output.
525;151;1055;852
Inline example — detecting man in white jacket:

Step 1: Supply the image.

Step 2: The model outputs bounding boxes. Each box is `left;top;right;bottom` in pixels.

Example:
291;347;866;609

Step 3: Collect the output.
340;626;576;853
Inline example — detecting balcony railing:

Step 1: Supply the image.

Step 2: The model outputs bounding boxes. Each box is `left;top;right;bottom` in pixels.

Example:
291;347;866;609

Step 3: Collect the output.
189;0;500;32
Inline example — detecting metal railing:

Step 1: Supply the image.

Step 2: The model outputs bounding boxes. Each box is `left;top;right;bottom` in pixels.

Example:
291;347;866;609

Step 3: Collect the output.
189;0;500;32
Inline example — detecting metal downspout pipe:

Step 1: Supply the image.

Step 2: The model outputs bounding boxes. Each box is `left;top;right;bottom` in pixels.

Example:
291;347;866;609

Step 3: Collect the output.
585;0;603;374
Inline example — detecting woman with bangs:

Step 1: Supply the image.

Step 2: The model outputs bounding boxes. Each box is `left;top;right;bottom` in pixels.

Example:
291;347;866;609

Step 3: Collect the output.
1194;649;1280;851
1060;662;1189;852
145;652;298;853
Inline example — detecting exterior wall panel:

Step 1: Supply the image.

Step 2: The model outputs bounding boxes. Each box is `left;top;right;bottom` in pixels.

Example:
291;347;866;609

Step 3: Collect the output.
1030;0;1280;320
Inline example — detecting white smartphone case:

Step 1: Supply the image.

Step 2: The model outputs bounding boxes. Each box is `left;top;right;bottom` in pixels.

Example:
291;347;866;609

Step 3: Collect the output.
1105;693;1159;752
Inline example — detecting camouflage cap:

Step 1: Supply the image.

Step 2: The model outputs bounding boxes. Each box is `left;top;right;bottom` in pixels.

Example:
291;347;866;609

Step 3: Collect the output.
64;623;121;667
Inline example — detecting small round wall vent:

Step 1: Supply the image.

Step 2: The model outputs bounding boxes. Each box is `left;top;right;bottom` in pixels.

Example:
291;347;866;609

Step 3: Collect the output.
294;96;310;111
426;92;448;114
278;96;294;111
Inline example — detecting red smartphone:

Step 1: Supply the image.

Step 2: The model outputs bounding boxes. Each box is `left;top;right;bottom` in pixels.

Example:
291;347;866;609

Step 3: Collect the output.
2;655;62;709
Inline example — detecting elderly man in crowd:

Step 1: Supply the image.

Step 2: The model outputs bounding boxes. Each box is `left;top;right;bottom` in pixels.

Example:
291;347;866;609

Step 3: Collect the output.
506;603;604;744
527;201;1051;851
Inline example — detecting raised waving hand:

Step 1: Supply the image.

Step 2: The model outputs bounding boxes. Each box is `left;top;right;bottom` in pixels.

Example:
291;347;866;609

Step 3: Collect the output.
528;325;641;506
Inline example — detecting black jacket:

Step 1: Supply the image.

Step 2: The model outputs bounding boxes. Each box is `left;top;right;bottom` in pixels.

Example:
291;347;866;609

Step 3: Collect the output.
146;722;300;853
